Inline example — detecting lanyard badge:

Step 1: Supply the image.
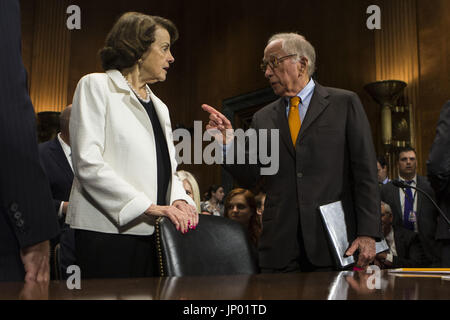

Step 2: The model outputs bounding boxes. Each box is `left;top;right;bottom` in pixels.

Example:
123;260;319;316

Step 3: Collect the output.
408;210;417;223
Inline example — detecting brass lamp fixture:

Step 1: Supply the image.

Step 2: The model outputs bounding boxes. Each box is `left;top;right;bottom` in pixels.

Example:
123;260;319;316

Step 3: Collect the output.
364;80;407;146
364;80;408;179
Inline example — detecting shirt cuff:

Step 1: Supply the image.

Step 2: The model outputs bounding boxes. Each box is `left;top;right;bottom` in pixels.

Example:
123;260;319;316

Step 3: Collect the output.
118;193;152;227
58;201;65;218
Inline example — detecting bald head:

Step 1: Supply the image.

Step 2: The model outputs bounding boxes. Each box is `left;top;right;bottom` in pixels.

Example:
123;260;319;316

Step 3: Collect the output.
60;105;72;146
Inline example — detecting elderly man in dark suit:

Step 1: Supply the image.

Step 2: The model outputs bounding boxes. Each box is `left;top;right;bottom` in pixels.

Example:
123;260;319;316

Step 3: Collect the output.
39;106;76;279
0;0;59;282
203;33;381;272
427;100;450;267
381;147;441;266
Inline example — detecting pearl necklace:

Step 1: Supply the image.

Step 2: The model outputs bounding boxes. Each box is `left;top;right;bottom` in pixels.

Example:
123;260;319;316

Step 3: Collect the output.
122;74;151;103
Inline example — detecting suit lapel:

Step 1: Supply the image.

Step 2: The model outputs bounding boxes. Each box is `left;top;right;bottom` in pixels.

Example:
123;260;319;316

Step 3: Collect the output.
416;176;424;226
150;93;171;142
297;83;330;144
393;184;403;224
49;138;73;181
105;70;174;172
272;83;331;156
106;69;156;136
273;98;295;158
151;93;178;176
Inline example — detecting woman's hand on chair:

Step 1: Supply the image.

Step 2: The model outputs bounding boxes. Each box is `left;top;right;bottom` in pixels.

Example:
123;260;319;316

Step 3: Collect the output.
145;201;198;234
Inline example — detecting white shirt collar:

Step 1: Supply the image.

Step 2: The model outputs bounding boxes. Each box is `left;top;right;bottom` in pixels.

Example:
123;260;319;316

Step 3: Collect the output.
398;175;417;185
57;133;72;160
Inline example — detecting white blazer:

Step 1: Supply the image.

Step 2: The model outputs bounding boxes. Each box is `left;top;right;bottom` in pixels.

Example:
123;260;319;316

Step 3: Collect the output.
66;69;194;235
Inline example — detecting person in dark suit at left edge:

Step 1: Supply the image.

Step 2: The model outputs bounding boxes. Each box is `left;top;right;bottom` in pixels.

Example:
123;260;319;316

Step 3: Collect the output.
0;0;59;282
38;106;76;279
427;100;450;267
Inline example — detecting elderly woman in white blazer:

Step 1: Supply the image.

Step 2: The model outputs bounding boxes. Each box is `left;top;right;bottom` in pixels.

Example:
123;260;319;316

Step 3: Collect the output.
66;12;198;278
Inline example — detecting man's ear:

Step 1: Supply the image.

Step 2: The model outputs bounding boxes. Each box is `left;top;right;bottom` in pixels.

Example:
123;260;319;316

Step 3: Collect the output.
298;57;308;74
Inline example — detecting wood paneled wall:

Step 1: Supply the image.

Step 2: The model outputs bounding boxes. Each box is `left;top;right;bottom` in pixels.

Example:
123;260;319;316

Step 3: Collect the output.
25;0;71;113
417;0;450;174
20;0;449;194
374;0;420;171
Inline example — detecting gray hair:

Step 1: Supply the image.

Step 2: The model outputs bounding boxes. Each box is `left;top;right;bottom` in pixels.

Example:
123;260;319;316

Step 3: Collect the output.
381;201;392;215
60;105;72;137
268;33;316;77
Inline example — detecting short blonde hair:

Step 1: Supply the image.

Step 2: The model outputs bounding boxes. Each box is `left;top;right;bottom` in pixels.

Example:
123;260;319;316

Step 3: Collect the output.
176;170;201;213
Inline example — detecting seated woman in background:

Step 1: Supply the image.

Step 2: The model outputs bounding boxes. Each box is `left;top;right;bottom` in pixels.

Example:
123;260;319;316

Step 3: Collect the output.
224;188;261;248
176;170;201;213
66;12;198;279
200;184;225;216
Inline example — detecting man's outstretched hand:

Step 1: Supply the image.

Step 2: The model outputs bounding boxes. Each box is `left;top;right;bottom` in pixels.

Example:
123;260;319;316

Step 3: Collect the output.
202;104;234;145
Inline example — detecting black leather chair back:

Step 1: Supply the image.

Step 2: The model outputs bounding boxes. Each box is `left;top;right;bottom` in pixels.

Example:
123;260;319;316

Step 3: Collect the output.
155;215;258;277
52;243;61;280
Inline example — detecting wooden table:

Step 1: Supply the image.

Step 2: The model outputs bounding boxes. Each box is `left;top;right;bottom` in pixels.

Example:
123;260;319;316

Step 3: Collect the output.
1;270;449;300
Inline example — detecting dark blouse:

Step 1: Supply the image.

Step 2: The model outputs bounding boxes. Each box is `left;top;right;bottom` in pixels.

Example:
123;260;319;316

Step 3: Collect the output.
139;98;171;205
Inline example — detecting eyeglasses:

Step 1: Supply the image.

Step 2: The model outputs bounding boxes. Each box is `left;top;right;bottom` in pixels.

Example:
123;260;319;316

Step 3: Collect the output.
260;54;297;72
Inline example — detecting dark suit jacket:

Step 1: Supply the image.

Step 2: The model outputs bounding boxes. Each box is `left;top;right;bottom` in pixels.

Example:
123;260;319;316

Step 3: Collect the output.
38;138;76;278
391;226;427;268
380;177;441;266
427;100;450;241
39;138;74;216
225;82;382;269
0;0;59;282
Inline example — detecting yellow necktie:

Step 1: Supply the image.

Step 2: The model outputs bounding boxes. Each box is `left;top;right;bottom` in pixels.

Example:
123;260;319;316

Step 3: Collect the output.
288;96;301;146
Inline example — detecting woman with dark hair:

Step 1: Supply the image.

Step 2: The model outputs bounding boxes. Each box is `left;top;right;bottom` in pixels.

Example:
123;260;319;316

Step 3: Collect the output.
66;12;198;279
224;188;261;248
200;184;225;216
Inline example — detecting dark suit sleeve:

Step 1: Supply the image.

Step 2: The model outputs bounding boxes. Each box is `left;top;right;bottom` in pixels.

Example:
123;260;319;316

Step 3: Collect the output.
380;183;403;227
427;101;450;198
346;92;382;239
223;113;262;189
38;144;65;216
0;0;59;248
380;184;388;202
